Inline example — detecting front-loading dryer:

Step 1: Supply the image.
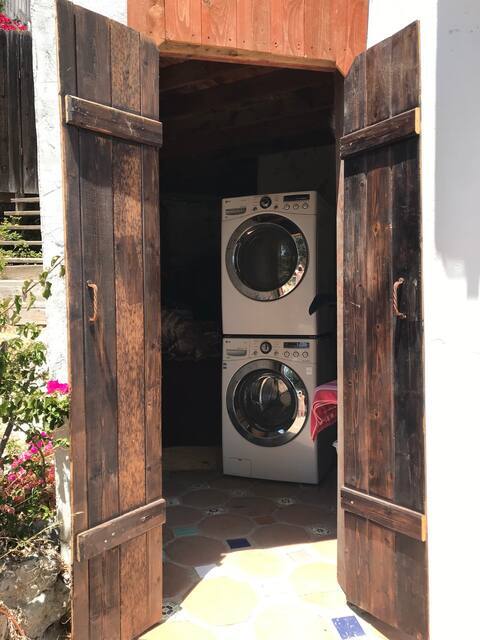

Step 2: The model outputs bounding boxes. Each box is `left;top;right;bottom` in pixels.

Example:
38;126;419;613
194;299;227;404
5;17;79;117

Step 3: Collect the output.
221;191;335;336
222;336;336;484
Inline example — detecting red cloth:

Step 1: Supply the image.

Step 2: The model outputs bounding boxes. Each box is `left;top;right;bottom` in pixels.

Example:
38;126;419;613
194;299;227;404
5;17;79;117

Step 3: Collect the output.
310;380;337;441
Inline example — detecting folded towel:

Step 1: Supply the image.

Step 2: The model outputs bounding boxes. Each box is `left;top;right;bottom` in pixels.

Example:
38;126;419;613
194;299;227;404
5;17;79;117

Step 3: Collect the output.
310;380;337;441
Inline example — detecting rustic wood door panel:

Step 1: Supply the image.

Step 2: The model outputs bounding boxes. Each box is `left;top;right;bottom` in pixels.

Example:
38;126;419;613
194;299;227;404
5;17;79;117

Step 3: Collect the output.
56;2;163;638
340;22;428;638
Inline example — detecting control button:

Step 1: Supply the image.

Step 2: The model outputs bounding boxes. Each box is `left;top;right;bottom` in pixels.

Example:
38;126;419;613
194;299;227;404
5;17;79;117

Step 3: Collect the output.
253;350;258;356
302;352;308;358
293;351;299;358
253;206;258;211
284;351;290;357
260;196;272;209
274;351;279;356
302;203;309;209
293;204;299;210
260;341;272;354
284;204;290;210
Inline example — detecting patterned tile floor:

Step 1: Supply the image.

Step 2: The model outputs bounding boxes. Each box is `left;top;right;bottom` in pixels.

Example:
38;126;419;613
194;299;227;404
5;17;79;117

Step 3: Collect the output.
141;469;395;640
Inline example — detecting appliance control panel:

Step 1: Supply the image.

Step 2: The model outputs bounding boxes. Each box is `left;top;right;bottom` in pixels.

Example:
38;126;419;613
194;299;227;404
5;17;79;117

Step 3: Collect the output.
222;191;318;219
223;338;317;364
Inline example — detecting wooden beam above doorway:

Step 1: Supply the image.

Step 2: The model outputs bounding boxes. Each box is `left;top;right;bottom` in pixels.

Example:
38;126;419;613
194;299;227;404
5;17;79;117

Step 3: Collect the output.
127;0;369;76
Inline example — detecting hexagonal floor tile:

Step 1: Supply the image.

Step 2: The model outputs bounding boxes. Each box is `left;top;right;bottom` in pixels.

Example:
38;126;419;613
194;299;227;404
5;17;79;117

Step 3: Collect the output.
254;601;338;640
210;475;253;492
182;576;257;626
251;523;311;548
290;561;339;594
274;503;333;527
182;489;228;508
253;480;301;500
164;562;198;599
141;620;217;640
166;535;227;567
198;514;254;539
227;496;277;517
223;548;286;578
167;505;202;527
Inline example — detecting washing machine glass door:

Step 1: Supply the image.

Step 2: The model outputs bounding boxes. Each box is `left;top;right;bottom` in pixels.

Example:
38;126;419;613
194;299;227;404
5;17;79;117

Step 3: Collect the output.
227;359;308;447
226;214;308;301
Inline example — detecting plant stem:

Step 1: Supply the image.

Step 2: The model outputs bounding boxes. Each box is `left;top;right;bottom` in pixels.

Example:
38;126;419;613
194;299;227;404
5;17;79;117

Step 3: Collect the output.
0;420;15;459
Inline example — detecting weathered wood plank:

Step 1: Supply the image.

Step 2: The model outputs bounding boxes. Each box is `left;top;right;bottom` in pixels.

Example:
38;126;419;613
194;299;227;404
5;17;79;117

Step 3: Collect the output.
201;0;236;48
341;487;426;541
65;95;163;147
237;0;270;51
340;108;420;158
56;3;89;638
76;499;166;562
130;0;368;73
160;69;330;119
366;144;394;501
391;23;419;117
158;60;269;93
271;0;305;57
395;534;428;637
165;0;202;44
366;33;391;126
392;138;424;512
305;0;334;62
140;32;164;629
19;33;38;194
335;0;369;77
6;31;22;193
110;22;148;639
75;6;118;638
343;52;367;493
0;31;9;193
342;23;427;638
59;4;164;638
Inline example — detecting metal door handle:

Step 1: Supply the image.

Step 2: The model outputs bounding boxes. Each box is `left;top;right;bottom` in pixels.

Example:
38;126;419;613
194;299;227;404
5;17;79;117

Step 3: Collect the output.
87;281;98;323
393;277;406;319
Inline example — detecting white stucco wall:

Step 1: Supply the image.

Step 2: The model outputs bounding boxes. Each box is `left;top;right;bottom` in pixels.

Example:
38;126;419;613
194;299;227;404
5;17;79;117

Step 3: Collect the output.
369;1;480;638
30;0;127;382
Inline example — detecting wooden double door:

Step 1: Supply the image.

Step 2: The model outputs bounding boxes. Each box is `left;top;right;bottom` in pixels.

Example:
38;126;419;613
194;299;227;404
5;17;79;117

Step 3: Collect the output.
56;2;426;637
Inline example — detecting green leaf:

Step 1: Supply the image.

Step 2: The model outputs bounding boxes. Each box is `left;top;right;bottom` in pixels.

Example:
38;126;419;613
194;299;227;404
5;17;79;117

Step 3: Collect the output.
42;282;52;300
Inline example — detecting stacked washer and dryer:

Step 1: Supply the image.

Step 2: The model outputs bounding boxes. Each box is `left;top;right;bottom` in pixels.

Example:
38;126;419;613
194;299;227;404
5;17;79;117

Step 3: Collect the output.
221;191;336;484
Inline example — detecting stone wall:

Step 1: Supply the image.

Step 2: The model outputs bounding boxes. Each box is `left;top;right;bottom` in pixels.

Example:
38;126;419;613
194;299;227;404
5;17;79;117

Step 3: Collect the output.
0;546;69;639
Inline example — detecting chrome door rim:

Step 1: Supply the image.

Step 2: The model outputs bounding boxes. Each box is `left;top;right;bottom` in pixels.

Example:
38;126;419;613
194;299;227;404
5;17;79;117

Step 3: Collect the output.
226;214;309;301
226;359;309;447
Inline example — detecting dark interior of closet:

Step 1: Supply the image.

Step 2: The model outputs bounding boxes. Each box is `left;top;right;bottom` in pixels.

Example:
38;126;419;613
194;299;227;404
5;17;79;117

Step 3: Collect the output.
158;58;337;452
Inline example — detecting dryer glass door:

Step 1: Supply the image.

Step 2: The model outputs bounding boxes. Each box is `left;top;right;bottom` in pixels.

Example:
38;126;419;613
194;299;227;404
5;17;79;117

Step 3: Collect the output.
226;214;308;301
227;359;308;447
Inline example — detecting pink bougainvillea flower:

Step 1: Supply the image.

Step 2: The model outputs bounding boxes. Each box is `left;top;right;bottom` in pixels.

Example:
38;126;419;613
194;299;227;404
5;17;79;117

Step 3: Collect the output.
46;379;70;395
0;13;27;31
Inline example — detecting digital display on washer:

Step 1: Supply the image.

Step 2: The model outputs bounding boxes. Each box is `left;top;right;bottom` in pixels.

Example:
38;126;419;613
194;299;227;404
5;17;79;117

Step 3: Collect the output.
283;194;310;202
283;341;310;349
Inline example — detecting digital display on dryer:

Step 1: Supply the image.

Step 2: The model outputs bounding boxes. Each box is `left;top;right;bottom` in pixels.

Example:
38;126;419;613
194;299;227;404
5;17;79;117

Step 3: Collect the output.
283;341;310;349
283;194;310;202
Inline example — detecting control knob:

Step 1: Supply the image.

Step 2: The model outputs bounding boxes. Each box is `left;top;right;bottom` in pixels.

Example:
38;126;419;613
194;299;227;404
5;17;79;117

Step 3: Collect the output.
260;341;272;354
260;196;272;209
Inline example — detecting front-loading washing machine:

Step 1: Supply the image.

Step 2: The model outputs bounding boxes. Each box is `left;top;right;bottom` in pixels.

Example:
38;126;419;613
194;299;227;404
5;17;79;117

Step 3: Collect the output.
221;191;335;336
222;336;336;484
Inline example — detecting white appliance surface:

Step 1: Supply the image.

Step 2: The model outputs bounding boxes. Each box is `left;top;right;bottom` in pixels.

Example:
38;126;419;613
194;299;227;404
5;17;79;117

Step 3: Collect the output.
222;336;335;484
221;191;336;336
